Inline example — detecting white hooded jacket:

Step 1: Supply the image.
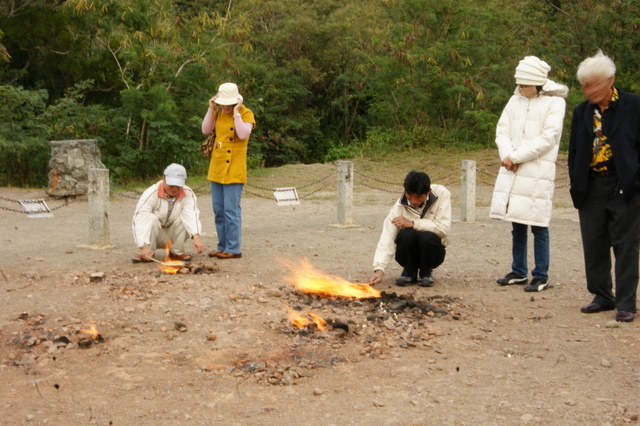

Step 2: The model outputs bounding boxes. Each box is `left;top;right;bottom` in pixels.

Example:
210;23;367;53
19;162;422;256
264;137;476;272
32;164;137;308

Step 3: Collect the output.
489;80;568;227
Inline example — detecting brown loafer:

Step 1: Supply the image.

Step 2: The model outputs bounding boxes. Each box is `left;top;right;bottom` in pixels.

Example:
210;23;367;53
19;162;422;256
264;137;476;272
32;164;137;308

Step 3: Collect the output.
616;311;635;322
216;251;242;259
170;253;192;262
208;250;221;258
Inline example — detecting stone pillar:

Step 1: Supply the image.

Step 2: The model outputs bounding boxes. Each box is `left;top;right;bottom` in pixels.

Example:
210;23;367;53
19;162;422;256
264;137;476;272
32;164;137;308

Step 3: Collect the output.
461;160;476;222
47;139;106;196
88;168;110;246
336;160;354;226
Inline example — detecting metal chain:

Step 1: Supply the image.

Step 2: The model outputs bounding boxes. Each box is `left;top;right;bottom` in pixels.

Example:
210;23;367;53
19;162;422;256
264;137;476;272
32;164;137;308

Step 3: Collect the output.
244;188;275;200
353;169;398;186
299;182;334;199
246;173;333;192
0;195;83;214
356;180;402;194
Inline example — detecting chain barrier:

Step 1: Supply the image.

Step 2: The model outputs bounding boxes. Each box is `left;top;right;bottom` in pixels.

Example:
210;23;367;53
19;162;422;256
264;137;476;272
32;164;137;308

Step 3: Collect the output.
357;180;402;194
353;169;397;186
109;181;143;200
243;174;335;200
0;163;571;214
354;169;460;193
0;194;83;214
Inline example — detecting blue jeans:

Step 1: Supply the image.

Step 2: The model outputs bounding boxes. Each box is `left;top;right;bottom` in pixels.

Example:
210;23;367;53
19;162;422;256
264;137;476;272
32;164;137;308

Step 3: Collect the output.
511;222;549;280
210;182;244;254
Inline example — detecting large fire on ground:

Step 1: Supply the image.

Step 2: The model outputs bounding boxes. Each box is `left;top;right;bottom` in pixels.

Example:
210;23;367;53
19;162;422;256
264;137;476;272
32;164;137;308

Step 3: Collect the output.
282;258;380;299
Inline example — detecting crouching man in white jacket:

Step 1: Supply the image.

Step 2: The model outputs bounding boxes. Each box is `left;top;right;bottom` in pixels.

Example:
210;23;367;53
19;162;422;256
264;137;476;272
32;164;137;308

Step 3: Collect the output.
131;163;206;263
368;171;451;287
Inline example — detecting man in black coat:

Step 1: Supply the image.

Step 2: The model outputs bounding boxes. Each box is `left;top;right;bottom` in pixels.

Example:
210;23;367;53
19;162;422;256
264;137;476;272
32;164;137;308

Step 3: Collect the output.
568;50;640;322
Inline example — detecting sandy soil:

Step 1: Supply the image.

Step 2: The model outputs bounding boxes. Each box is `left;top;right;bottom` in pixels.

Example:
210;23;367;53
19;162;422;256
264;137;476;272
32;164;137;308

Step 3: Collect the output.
1;157;639;425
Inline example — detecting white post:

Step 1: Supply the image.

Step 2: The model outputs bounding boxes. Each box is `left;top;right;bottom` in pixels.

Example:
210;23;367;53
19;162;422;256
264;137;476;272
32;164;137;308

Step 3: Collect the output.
460;160;476;222
88;168;110;246
336;160;354;226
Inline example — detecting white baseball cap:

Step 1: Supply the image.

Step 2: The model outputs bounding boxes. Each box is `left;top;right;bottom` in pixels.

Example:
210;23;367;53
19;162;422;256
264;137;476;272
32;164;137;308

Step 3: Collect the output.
163;163;187;187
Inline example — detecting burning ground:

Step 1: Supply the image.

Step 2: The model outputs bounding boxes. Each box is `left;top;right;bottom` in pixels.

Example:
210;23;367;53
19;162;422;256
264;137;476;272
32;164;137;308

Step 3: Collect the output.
3;258;462;388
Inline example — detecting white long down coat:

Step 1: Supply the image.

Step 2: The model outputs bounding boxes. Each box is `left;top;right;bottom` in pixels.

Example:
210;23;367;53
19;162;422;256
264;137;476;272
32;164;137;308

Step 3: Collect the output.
489;82;568;227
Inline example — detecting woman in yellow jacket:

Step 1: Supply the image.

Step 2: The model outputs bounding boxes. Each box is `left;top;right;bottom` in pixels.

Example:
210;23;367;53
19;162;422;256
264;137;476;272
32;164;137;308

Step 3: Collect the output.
201;82;256;259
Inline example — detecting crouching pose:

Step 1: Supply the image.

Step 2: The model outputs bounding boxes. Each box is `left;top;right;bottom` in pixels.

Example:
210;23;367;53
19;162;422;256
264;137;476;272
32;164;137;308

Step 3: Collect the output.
131;163;205;263
368;171;451;287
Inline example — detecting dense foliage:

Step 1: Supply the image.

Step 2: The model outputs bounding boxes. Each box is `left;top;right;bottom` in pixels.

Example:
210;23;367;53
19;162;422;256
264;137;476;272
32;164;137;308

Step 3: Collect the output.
1;0;639;186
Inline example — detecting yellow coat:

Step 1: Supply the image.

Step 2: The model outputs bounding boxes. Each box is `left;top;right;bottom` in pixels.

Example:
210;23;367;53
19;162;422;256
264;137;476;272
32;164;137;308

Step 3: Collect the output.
207;106;256;184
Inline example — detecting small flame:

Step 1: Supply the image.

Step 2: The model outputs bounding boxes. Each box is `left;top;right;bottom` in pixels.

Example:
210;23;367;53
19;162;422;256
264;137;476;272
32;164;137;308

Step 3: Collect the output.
283;258;380;299
159;241;182;274
307;312;328;331
287;308;310;329
80;321;100;340
287;308;328;331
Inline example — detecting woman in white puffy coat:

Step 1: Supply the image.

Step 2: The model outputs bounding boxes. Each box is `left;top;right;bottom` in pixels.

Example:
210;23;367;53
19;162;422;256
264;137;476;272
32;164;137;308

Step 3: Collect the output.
489;56;568;292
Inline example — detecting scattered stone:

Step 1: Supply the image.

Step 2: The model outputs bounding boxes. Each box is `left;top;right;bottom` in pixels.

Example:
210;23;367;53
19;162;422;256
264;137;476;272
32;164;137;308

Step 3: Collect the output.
313;388;323;396
372;400;385;407
206;333;217;342
605;320;620;328
601;359;612;368
174;322;187;332
89;272;106;283
267;289;283;298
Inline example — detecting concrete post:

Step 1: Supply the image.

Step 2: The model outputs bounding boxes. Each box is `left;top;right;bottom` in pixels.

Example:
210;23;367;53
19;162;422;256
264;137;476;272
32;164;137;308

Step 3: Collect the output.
336;160;354;226
460;160;476;222
88;168;110;246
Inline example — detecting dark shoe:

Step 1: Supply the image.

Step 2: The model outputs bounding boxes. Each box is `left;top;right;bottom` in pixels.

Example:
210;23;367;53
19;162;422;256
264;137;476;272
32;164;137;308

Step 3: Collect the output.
395;274;417;287
524;278;548;292
208;250;221;258
580;302;615;314
418;274;435;287
616;311;635;322
132;254;154;263
496;272;527;286
216;251;242;259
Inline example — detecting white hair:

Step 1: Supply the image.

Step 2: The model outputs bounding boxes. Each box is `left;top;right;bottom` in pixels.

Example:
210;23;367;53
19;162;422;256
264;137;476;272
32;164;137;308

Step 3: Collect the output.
576;50;616;84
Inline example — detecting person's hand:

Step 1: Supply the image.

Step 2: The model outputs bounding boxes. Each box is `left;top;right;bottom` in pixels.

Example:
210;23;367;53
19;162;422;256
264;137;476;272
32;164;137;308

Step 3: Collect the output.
369;270;384;285
391;216;414;229
501;157;518;172
139;245;154;261
208;95;218;109
192;234;205;254
233;96;243;114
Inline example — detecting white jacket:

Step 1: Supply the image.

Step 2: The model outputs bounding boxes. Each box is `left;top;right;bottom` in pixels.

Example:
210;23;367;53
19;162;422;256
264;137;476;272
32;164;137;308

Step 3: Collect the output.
489;81;568;227
372;184;451;272
132;181;202;247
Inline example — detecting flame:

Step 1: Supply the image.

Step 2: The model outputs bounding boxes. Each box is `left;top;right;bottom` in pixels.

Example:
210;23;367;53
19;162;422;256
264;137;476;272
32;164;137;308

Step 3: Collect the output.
282;258;380;299
287;308;310;329
158;241;183;274
307;312;328;331
80;321;100;340
287;308;328;331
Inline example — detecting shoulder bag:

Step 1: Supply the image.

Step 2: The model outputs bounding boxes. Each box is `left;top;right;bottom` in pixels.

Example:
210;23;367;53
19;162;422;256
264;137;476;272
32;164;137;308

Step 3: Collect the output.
200;108;219;157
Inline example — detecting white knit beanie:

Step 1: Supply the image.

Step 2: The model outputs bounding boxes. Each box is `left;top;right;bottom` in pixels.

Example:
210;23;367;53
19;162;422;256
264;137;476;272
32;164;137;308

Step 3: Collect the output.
514;56;551;86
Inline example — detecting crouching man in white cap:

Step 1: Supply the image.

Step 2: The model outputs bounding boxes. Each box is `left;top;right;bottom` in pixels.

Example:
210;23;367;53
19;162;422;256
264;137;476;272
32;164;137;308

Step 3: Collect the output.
131;163;206;263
